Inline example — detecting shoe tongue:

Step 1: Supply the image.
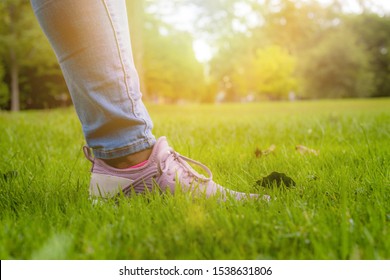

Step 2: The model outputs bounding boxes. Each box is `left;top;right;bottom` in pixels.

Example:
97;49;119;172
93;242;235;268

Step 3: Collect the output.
151;136;171;161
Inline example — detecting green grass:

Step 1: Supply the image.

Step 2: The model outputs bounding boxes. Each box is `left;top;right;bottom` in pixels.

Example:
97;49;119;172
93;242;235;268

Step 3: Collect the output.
0;98;389;260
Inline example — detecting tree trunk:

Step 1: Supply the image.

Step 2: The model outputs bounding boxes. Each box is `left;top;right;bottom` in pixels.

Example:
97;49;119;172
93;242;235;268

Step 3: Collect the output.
8;3;20;111
10;42;20;111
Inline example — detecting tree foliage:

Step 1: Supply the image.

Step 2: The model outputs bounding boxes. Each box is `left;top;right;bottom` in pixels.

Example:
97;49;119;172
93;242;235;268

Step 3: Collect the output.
142;17;206;102
0;63;9;107
0;0;67;110
299;27;375;98
211;39;297;100
206;0;389;100
0;0;389;110
344;13;390;97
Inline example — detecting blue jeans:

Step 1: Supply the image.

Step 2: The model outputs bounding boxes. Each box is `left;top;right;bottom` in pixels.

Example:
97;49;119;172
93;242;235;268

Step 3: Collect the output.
30;0;156;159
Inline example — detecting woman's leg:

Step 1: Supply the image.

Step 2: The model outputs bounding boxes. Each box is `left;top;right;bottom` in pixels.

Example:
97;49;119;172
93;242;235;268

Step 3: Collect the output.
30;0;155;159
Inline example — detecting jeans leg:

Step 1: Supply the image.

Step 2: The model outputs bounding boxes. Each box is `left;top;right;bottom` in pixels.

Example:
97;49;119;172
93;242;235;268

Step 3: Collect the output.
30;0;155;159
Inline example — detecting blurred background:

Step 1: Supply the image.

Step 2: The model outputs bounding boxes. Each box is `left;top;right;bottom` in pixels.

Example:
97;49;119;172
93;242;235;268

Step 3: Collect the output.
0;0;389;110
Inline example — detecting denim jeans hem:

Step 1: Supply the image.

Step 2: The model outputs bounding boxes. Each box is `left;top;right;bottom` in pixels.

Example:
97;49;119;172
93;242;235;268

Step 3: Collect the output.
93;136;156;159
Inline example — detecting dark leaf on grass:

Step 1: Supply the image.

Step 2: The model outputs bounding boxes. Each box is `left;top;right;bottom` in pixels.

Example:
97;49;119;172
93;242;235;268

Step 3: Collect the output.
254;148;262;158
255;171;296;188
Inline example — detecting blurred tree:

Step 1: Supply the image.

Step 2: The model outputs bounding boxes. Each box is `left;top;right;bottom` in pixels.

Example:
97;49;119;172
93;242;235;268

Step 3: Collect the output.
142;17;206;102
259;0;382;98
206;1;299;100
0;62;9;108
209;32;255;101
250;45;297;99
0;0;66;110
262;0;322;53
299;27;375;98
344;13;390;97
126;0;208;102
0;0;24;111
212;41;298;100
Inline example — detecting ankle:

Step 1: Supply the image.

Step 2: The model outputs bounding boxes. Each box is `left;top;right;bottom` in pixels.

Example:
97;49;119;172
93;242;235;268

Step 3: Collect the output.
102;147;153;169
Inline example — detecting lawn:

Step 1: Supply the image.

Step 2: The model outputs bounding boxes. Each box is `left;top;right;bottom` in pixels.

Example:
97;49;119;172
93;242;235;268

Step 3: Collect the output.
0;98;389;259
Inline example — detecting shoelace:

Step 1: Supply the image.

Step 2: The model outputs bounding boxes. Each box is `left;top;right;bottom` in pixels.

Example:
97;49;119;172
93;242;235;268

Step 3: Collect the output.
160;148;213;182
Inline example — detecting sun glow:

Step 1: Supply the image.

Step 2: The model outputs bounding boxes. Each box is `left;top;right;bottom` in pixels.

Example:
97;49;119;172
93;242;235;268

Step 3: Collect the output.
193;39;213;63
